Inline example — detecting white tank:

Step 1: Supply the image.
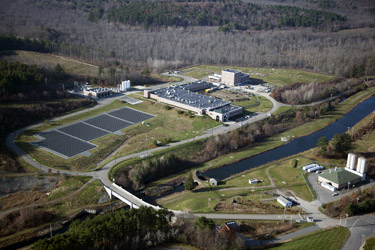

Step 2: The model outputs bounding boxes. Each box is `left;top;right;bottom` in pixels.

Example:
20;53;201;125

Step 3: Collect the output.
358;157;367;174
346;154;351;169
347;153;356;170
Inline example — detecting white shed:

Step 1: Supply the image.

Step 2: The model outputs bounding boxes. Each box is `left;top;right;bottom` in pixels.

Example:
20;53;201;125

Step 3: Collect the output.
209;178;218;186
277;196;292;207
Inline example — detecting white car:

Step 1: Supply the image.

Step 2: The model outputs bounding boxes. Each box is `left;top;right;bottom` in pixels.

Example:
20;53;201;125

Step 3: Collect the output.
332;192;339;196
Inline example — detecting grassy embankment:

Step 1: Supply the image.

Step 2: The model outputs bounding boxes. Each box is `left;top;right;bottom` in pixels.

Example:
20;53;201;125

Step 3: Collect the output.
363;237;375;250
232;96;273;114
17;97;219;171
181;65;334;87
150;87;375;210
152;74;183;83
0;50;100;77
270;226;350;250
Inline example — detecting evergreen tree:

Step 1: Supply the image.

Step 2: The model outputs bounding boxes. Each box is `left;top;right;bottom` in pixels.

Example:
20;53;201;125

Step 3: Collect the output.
185;172;195;191
317;136;329;155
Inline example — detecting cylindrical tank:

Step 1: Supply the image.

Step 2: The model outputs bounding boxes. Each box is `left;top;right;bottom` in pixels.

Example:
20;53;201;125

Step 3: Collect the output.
358;157;367;174
346;154;351;168
350;153;356;170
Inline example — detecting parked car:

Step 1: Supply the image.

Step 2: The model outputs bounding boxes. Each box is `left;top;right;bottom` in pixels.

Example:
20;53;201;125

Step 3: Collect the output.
332;192;339;196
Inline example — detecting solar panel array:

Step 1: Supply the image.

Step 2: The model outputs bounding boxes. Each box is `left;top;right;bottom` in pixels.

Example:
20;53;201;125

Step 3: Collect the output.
34;107;154;158
36;131;96;158
109;108;154;123
58;122;109;141
85;114;132;132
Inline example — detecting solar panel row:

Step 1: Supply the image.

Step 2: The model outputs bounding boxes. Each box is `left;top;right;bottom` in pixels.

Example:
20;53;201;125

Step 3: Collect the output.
36;130;96;158
34;107;154;158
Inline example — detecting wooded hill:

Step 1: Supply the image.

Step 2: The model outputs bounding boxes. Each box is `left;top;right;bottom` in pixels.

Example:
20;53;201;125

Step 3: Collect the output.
0;0;374;75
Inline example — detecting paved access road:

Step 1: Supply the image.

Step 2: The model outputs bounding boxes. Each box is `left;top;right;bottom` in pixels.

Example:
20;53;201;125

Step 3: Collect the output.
342;214;375;250
6;73;374;249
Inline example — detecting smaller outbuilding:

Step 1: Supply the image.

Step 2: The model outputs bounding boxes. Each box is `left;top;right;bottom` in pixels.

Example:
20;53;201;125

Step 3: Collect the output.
277;196;292;207
209;178;218;186
249;178;258;184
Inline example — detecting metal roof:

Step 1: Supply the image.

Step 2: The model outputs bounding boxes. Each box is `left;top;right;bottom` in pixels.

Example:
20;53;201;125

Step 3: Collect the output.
223;69;240;74
319;168;361;185
152;84;230;110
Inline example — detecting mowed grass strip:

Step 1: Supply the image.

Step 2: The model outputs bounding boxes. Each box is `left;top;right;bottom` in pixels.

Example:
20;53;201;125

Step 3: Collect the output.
269;156;314;201
232;96;273;113
181;65;334;86
17;96;219;171
270;226;350;250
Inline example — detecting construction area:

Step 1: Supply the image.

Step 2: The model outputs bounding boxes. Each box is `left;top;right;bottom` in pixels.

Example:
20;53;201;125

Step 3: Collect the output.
32;107;154;158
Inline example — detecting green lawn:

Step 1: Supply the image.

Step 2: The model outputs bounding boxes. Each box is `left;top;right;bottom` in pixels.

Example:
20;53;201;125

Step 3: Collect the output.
17;96;219;171
223;165;270;188
181;65;334;87
269;156;316;201
158;187;282;213
270;226;350;250
232;96;273;113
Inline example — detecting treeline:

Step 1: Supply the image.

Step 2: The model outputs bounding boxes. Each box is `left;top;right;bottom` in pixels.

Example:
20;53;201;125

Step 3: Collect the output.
0;61;43;94
116;100;335;190
323;185;375;217
32;207;239;250
272;78;374;105
106;1;346;31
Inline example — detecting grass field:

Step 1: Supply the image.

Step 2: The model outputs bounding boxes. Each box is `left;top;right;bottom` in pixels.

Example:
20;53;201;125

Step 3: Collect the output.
223;165;270;188
146;87;375;203
232;96;273;113
158;186;284;213
0;50;100;77
17;96;219;171
270;226;350;250
181;65;334;87
152;74;183;83
269;156;315;201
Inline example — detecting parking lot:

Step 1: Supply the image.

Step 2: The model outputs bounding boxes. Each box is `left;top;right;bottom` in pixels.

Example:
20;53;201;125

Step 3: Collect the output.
308;172;348;204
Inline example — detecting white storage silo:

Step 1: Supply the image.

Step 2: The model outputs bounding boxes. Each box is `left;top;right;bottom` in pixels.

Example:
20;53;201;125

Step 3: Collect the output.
358;157;367;174
346;153;356;170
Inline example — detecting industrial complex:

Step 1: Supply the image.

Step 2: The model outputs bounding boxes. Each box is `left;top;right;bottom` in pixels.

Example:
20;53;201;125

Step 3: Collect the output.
209;69;250;86
144;81;243;122
318;153;367;190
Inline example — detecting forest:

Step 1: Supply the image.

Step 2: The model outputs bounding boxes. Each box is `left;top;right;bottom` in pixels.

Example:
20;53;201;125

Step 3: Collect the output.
106;1;346;31
0;0;374;75
32;207;237;250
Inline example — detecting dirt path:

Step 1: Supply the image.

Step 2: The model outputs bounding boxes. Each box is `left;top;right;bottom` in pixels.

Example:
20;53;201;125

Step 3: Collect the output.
0;177;95;218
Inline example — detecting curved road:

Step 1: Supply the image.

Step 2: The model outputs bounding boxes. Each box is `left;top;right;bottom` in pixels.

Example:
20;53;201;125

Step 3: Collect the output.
6;74;370;247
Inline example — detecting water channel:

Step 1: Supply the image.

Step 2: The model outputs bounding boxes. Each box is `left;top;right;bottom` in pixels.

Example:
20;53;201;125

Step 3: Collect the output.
202;96;375;180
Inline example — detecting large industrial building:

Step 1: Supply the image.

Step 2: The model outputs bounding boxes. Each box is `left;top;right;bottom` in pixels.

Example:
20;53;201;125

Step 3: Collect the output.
144;81;242;122
318;153;366;190
221;69;250;86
